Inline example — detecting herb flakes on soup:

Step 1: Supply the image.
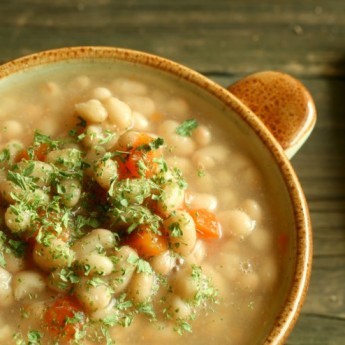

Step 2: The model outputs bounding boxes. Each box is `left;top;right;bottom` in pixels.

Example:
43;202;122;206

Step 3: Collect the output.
0;71;282;345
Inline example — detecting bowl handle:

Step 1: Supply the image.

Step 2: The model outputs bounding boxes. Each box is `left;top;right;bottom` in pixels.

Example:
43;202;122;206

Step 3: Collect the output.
227;71;316;159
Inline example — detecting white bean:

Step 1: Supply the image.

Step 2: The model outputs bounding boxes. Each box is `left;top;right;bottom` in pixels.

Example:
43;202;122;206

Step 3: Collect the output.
91;87;112;100
215;252;241;282
0;180;22;203
35;116;59;137
75;99;108;123
5;206;31;233
150;250;176;275
241;198;263;222
249;227;272;252
185;239;206;265
91;298;116;320
230;151;252;173
124;96;155;117
166;97;189;119
2;120;23;140
164;210;196;256
103;97;133;130
166;134;195;157
190;171;214;193
168;295;192;320
84;146;106;176
33;238;75;271
186;192;218;211
3;251;25;273
72;229;116;258
77;252;114;276
165;156;193;176
74;277;112;312
12;270;46;300
82;125;105;148
192;145;229;169
201;263;227;296
0;267;13;307
156;182;185;217
106;246;137;295
171;267;199;300
59;178;82;207
17;161;53;187
94;157;118;190
132;111;149;131
26;188;50;206
241;167;262;190
218;209;255;239
46;148;82;171
127;271;154;304
82;125;119;150
116;130;140;150
69;75;91;91
192;125;211;146
112;78;148;96
157;120;179;138
42;81;61;96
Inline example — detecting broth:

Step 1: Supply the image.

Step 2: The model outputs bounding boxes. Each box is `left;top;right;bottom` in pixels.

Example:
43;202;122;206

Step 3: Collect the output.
0;64;290;345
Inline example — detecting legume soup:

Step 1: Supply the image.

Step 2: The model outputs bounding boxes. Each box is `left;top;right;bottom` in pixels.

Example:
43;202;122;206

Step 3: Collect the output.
0;61;294;345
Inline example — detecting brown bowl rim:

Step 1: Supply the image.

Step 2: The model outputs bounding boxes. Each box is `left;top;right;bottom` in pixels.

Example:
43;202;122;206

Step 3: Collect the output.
0;46;312;344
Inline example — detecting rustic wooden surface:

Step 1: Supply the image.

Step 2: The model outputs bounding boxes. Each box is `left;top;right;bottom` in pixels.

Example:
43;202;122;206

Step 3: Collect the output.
0;1;344;344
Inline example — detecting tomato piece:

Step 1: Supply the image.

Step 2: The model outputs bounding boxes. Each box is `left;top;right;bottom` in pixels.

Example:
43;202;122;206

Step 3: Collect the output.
117;133;162;179
44;296;84;341
124;226;168;258
188;208;222;239
15;143;49;162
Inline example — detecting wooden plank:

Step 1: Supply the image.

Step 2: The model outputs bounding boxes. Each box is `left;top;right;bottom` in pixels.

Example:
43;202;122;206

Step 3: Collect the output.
289;256;345;344
0;1;344;76
287;313;345;345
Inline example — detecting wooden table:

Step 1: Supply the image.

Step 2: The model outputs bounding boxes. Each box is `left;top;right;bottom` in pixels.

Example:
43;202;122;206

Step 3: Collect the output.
0;1;344;344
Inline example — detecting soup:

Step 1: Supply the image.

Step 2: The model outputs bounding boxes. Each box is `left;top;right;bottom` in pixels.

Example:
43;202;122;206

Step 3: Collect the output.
0;63;290;345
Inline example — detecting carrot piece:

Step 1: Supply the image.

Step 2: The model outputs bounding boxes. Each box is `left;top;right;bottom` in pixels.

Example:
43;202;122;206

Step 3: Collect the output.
188;208;222;239
125;226;168;258
117;133;162;179
15;143;49;162
44;296;84;341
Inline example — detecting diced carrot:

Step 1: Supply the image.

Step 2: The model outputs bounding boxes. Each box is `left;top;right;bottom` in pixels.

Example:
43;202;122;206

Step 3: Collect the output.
188;208;222;240
150;111;164;122
44;296;84;341
117;133;162;179
15;143;49;162
124;226;168;258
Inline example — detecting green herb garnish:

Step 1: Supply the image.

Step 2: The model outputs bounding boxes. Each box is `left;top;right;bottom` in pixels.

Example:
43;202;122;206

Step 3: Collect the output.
175;119;198;137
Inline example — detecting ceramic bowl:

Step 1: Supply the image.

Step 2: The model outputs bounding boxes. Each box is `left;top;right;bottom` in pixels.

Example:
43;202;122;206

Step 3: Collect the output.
0;47;314;344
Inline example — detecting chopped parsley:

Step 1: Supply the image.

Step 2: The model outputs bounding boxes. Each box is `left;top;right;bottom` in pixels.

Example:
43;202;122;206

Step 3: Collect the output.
175;119;198;137
27;330;42;345
137;137;165;152
0;121;221;342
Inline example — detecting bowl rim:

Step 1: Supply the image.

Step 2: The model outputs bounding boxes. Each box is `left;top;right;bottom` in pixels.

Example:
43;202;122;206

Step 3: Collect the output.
0;46;312;344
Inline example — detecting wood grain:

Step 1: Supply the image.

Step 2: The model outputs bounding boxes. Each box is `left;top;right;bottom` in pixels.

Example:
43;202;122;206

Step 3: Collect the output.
0;1;345;344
